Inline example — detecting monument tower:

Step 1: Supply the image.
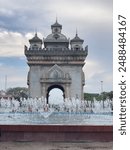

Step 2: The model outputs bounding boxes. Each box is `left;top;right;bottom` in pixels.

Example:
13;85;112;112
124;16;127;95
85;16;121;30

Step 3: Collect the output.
24;19;88;103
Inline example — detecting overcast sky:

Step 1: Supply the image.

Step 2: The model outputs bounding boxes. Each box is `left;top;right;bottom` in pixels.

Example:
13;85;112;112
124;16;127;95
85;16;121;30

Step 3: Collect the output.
0;0;113;93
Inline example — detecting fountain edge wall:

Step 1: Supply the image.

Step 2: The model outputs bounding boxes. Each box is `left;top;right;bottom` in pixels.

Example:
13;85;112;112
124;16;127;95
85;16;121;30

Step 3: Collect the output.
0;125;113;142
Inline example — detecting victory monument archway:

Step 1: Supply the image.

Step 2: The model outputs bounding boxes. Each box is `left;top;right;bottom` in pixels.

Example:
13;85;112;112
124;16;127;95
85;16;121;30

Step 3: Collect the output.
47;84;65;104
24;19;88;102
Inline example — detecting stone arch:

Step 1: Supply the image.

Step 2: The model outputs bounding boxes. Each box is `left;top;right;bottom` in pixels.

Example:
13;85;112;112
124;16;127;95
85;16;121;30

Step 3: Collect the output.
46;84;65;104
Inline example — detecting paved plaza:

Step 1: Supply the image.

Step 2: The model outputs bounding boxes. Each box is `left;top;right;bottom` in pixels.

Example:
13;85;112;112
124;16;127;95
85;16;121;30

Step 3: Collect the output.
0;141;112;150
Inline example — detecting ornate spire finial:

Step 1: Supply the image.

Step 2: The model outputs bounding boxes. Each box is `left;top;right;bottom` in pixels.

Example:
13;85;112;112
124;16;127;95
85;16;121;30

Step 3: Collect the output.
35;28;37;37
56;14;58;23
76;28;78;37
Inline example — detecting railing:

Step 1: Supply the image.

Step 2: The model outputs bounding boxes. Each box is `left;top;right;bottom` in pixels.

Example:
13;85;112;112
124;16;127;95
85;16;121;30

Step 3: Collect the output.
24;46;88;56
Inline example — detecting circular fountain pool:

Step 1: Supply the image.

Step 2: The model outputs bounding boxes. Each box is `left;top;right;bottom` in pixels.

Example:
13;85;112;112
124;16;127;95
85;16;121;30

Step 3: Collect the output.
0;97;113;125
0;112;112;125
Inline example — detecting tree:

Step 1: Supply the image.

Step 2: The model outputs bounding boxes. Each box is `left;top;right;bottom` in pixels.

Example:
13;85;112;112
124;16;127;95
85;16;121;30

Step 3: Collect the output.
107;91;113;101
98;91;113;108
107;91;113;110
84;93;99;101
6;87;28;100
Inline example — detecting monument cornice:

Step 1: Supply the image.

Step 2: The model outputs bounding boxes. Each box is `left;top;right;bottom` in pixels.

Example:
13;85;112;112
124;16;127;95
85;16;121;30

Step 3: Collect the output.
27;60;85;66
26;56;86;61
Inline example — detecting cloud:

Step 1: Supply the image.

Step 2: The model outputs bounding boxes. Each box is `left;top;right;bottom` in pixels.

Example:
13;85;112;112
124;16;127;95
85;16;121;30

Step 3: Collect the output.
0;29;45;57
0;8;15;17
83;59;104;79
83;59;113;93
0;0;112;33
0;29;35;57
48;0;112;23
0;30;25;56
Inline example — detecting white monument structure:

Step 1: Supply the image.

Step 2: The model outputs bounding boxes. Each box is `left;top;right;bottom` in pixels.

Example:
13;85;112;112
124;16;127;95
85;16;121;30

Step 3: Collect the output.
24;19;88;103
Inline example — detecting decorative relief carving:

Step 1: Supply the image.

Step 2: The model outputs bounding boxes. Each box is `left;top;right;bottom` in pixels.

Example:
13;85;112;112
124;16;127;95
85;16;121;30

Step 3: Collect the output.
48;64;64;79
40;64;71;84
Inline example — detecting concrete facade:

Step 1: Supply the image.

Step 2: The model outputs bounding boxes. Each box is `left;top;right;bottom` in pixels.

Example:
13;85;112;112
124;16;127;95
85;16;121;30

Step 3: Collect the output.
24;20;88;102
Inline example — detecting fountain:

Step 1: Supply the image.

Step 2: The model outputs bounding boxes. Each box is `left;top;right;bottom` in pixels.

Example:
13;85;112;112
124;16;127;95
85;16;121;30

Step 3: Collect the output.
0;97;113;142
0;97;113;125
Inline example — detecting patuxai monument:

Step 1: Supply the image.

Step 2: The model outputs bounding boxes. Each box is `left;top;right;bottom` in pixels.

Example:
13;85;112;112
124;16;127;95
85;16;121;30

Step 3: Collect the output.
24;19;88;103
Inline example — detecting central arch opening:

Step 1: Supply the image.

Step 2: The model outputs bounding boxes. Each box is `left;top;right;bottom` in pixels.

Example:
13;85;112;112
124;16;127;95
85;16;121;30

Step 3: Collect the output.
47;85;65;104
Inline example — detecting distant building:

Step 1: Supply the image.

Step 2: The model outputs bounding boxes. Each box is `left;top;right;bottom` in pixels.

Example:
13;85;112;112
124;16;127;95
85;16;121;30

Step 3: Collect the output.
25;19;88;103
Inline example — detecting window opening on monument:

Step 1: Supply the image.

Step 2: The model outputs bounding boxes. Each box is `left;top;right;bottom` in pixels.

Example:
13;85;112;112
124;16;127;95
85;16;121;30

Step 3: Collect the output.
49;88;64;105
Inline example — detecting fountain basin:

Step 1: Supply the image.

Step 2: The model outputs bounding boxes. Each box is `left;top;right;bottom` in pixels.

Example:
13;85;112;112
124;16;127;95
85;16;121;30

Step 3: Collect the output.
0;112;112;125
0;98;113;141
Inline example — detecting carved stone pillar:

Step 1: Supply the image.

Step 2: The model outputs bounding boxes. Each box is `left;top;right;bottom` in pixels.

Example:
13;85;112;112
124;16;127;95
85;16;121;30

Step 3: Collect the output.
41;83;46;98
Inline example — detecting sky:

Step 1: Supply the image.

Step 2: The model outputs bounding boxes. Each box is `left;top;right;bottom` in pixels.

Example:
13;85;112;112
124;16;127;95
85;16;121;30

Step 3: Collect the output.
0;0;113;94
